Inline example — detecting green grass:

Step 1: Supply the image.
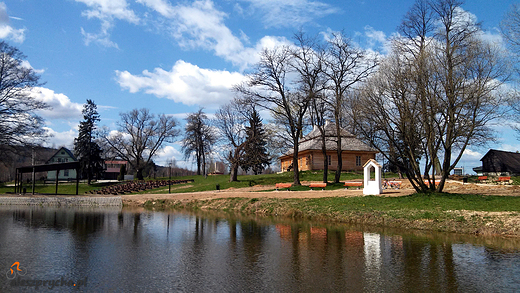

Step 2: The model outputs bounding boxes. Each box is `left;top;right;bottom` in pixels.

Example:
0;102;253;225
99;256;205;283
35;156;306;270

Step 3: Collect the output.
138;170;375;194
295;192;520;213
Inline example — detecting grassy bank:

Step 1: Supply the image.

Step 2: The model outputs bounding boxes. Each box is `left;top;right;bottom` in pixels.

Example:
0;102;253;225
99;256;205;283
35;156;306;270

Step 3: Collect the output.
142;193;520;236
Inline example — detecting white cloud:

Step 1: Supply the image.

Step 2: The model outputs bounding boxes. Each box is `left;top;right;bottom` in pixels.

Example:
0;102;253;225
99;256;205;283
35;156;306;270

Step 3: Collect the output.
75;0;139;47
364;26;387;51
500;144;520;153
76;0;139;23
31;87;83;120
20;60;45;74
116;60;246;107
168;0;245;66
42;127;77;149
240;0;339;28
136;0;175;18
0;2;25;43
154;145;183;166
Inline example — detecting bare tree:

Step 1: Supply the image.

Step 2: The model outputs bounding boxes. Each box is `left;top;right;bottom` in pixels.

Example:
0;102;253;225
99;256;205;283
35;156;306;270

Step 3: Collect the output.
0;41;49;161
101;108;179;180
501;3;520;138
322;32;378;183
355;0;511;192
291;32;331;183
182;109;216;176
235;46;312;186
215;99;248;182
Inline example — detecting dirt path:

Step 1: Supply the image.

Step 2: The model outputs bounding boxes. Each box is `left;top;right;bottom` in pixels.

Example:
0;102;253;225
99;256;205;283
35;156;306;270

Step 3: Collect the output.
120;180;519;206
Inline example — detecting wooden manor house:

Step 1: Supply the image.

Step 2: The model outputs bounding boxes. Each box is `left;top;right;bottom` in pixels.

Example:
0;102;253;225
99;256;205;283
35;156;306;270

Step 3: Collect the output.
279;122;377;172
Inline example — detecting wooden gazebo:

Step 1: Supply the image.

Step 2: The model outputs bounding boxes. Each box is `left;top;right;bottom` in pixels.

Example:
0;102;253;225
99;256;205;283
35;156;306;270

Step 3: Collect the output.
15;161;81;195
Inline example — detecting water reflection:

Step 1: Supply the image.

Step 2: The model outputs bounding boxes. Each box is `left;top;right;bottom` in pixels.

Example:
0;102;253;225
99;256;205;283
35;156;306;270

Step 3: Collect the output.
0;207;519;292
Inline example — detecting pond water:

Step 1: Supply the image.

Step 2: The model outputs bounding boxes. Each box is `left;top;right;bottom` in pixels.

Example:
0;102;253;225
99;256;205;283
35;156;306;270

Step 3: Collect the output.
1;206;520;292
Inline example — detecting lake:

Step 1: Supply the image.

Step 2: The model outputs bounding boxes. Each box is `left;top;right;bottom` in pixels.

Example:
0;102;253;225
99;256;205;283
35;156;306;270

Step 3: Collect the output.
1;206;519;292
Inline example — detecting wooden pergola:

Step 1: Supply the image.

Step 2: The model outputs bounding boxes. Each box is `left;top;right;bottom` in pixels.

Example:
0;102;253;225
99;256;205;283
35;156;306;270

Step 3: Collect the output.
15;161;81;195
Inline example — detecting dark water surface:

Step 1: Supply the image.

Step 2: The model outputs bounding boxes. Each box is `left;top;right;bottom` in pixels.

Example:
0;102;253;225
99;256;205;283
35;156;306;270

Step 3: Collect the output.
1;206;520;292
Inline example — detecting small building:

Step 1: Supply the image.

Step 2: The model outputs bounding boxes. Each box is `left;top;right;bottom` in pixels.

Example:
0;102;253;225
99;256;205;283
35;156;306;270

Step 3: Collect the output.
453;167;463;176
279;122;377;172
476;149;520;176
46;147;78;181
104;161;129;180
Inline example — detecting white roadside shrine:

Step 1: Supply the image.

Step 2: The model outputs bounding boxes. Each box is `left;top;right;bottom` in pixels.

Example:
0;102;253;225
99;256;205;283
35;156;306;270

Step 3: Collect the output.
363;159;382;195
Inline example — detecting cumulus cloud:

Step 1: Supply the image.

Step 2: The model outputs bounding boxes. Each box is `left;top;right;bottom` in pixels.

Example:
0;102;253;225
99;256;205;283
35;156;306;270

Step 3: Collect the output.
31;87;83;120
42;127;77;149
0;2;25;43
153;145;184;166
364;26;388;52
167;1;245;66
239;0;339;28
116;60;246;107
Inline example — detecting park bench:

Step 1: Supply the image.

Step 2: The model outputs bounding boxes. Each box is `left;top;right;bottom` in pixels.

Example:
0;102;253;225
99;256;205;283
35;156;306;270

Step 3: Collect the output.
344;181;363;189
385;181;402;189
309;182;327;190
275;183;292;191
424;180;441;187
478;176;488;182
496;176;511;184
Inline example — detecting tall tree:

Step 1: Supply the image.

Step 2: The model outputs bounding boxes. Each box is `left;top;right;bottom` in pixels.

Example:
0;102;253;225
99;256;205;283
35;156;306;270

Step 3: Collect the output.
355;0;511;192
501;3;520;138
73;99;104;185
322;32;378;183
215;99;248;182
182;109;216;176
101;108;179;180
291;32;329;183
0;41;48;161
241;108;270;175
235;46;312;186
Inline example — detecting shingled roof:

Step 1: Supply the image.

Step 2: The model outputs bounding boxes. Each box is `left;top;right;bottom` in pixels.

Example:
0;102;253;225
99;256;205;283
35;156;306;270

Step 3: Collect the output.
481;149;520;174
281;122;377;157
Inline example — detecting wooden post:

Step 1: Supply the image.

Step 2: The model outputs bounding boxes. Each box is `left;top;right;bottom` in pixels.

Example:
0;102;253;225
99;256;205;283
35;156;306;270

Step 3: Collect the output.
76;167;79;195
14;169;18;193
32;167;35;195
55;169;59;195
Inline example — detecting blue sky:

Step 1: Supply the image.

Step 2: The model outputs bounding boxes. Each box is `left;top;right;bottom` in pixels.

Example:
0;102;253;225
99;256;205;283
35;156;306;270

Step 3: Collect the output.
2;0;519;172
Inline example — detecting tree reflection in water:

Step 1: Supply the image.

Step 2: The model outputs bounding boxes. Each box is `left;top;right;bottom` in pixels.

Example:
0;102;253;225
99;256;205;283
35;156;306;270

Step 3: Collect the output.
1;207;519;292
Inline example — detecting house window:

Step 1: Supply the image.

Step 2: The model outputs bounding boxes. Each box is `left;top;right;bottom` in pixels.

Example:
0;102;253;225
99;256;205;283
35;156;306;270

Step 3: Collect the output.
64;169;69;177
328;155;331;166
356;156;362;166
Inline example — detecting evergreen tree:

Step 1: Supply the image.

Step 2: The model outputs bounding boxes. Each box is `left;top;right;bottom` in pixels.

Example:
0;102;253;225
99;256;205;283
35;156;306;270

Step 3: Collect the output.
241;109;270;175
74;99;104;184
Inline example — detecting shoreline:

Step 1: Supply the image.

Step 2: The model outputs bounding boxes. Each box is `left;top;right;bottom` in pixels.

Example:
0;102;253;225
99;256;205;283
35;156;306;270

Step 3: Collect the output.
2;184;519;237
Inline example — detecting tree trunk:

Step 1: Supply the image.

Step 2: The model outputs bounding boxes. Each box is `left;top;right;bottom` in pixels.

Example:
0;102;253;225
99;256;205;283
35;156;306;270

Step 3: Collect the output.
335;147;342;183
292;138;301;186
230;163;238;182
322;137;328;183
136;168;144;180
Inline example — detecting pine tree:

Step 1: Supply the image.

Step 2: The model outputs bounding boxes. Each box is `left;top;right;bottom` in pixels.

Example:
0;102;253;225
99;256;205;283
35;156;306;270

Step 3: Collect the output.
241;109;270;175
74;99;104;185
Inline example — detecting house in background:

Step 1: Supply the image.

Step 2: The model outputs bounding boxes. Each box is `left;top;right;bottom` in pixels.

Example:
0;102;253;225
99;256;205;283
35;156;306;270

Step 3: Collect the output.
104;161;129;180
46;147;77;181
473;149;520;176
279;122;378;172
